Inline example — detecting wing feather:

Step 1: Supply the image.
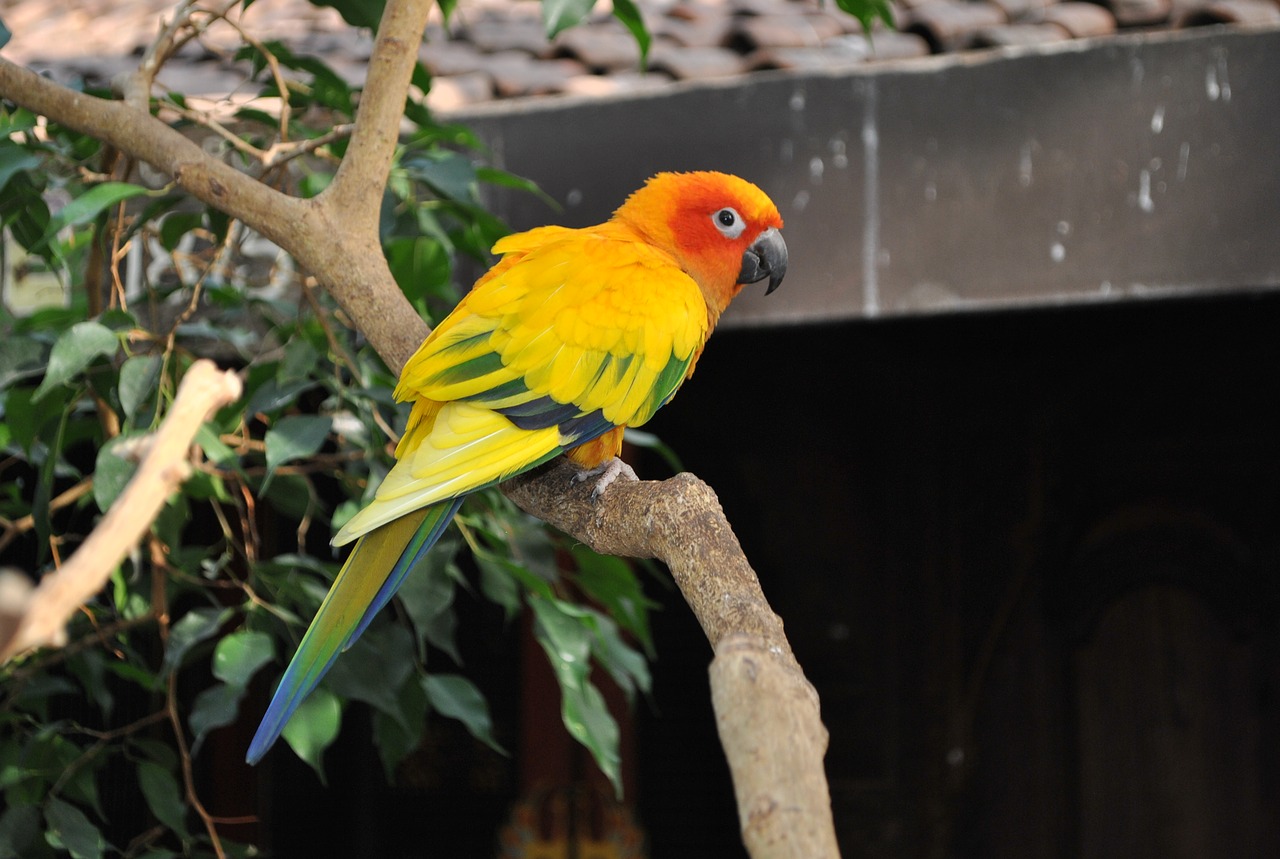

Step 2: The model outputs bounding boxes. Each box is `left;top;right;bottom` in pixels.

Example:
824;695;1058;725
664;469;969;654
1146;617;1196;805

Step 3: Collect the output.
334;222;708;546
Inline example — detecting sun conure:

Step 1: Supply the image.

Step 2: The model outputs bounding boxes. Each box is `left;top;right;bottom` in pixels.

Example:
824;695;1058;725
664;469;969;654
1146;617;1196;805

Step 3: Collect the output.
246;171;787;763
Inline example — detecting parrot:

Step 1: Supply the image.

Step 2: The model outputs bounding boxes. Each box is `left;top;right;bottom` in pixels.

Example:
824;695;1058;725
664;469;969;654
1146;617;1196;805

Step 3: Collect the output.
245;170;787;764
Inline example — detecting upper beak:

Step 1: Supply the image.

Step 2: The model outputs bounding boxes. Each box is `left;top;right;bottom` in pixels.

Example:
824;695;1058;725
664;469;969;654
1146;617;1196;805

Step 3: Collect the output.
737;227;788;295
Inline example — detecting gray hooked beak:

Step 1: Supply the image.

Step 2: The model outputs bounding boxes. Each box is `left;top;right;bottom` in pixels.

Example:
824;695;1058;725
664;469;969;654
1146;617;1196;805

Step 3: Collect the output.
737;227;788;295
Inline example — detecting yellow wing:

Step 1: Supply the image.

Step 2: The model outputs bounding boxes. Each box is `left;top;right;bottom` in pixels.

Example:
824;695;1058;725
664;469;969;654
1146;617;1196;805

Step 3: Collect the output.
332;222;708;545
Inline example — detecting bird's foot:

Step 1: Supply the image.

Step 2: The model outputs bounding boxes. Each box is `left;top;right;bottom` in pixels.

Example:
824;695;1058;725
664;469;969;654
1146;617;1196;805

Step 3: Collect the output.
572;457;639;499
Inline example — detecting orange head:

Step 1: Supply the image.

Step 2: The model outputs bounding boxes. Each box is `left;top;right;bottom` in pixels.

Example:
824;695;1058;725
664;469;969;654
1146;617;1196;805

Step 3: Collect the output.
612;171;787;322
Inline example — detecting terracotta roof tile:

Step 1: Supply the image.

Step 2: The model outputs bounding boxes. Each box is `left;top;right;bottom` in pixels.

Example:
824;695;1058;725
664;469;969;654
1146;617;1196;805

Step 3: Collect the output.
1179;0;1280;25
1100;0;1174;26
906;1;1010;52
1;0;1276;108
649;44;750;79
1040;2;1118;37
730;13;848;50
554;27;647;71
970;21;1073;46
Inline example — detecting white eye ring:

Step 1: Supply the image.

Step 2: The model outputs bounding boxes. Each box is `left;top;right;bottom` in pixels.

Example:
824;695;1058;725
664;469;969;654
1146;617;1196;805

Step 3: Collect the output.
712;207;746;239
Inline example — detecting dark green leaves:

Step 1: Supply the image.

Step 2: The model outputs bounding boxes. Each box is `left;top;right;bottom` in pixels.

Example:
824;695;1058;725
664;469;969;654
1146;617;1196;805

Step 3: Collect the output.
540;0;598;38
190;630;276;754
262;414;332;490
282;688;342;780
33;182;151;256
423;674;504;753
834;0;896;33
137;761;188;837
33;321;119;401
0;140;41;195
161;607;232;678
610;0;652;67
0;337;46;388
310;0;385;30
118;355;163;421
530;596;623;794
44;797;106;859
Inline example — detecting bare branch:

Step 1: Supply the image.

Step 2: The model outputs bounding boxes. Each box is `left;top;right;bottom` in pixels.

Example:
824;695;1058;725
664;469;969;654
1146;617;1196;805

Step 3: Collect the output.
0;361;243;662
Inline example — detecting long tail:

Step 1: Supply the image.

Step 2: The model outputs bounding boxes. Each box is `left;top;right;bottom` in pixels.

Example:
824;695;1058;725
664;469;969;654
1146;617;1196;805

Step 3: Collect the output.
245;497;465;764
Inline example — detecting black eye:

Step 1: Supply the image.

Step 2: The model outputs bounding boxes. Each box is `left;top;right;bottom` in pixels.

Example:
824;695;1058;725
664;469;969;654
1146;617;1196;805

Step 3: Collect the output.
712;207;746;238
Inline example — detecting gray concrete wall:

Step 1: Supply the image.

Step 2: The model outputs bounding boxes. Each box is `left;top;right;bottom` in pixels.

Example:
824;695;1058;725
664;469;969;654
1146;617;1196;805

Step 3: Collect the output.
451;27;1280;328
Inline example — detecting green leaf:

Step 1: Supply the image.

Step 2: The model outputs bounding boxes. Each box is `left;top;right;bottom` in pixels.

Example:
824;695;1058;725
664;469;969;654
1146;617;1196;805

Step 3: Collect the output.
66;648;113;718
0;18;11;50
562;681;621;793
585;609;651;704
307;0;385;30
834;0;896;33
0;141;41;196
423;673;505;754
530;597;592;689
136;761;188;837
572;546;656;655
531;596;622;794
118;355;162;420
475;554;522;619
244;377;316;418
610;0;651;67
0;803;40;858
541;0;596;37
282;687;341;781
402;150;478;203
33;321;119;401
32;181;152;255
212;629;275;687
262;414;331;491
93;431;145;512
43;797;105;859
395;536;462;662
160;607;230;677
188;683;244;756
278;337;320;383
0;172;52;257
326;624;415;724
157;211;203;253
373;677;428;780
195;423;238;467
2;385;62;455
0;337;46;388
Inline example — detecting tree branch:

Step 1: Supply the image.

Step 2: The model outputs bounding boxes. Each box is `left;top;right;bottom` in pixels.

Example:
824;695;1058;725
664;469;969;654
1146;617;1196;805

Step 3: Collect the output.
504;461;840;857
0;361;243;662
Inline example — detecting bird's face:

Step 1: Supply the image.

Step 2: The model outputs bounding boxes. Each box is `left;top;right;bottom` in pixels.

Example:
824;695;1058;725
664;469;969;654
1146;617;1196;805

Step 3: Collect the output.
616;172;788;317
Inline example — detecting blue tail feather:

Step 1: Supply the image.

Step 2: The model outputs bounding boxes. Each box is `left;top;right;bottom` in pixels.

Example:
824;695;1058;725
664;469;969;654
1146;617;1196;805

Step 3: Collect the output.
245;499;463;764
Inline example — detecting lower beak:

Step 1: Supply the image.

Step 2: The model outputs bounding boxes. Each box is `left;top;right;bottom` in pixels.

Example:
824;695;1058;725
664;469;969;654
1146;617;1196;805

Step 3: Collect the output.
737;228;788;295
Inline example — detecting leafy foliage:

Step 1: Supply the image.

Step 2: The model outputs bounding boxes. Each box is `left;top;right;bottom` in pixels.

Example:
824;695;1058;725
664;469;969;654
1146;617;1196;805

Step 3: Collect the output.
0;2;659;855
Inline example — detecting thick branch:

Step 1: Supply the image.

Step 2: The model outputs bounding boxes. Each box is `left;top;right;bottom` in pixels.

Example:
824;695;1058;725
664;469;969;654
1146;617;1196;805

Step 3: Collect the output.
0;59;303;251
504;461;840;857
0;361;243;662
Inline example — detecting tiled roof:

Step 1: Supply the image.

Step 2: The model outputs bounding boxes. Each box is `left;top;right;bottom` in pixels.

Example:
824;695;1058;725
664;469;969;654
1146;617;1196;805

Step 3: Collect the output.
1;0;1277;111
